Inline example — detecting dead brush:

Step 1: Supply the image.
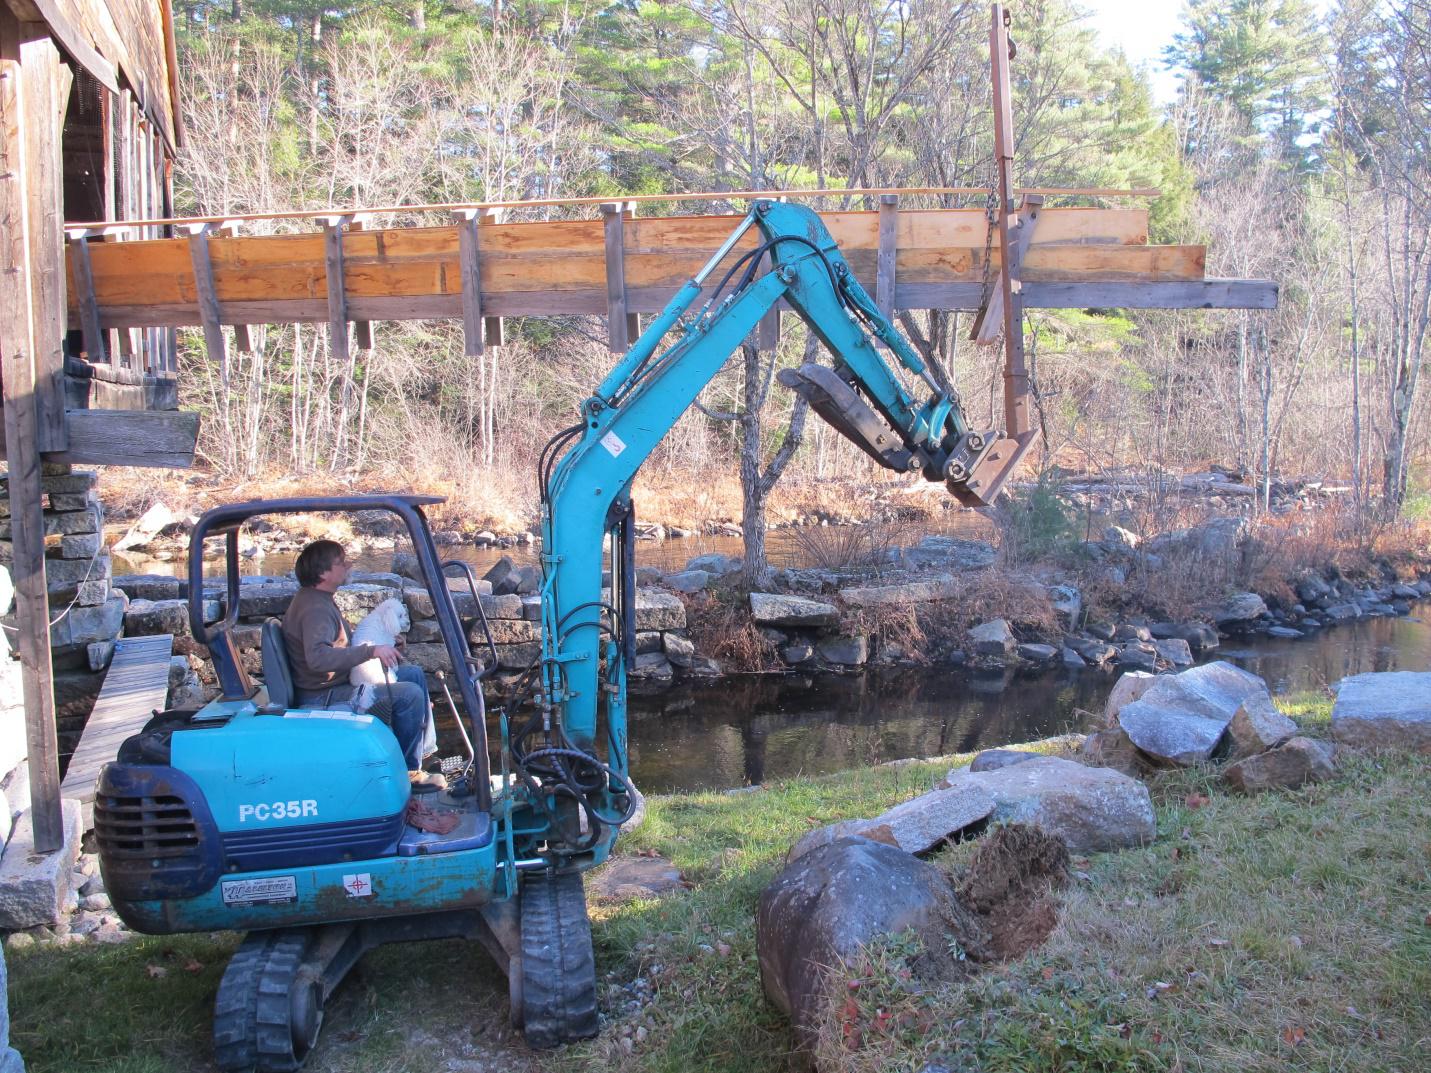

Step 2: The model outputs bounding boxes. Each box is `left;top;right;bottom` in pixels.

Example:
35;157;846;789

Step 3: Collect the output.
683;592;779;672
913;571;1060;645
789;518;912;572
846;602;928;662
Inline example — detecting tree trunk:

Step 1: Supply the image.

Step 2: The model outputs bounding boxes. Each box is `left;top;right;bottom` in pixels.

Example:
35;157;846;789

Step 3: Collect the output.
410;1;425;31
740;335;813;584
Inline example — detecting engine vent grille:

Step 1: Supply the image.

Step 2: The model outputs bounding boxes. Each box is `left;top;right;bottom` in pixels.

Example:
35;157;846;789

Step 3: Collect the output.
95;794;200;858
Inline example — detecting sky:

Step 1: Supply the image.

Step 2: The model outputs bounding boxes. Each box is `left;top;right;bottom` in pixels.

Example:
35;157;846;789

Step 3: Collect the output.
1078;0;1188;105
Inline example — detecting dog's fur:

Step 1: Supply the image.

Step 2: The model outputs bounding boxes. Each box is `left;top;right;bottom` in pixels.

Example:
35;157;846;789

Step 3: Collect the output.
349;598;412;687
346;598;436;758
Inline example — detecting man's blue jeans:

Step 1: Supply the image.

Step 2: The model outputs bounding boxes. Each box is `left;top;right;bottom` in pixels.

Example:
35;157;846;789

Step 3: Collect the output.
366;664;430;770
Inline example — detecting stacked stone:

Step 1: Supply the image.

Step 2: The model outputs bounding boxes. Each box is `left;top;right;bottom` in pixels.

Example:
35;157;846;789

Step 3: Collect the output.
112;567;693;687
0;465;126;805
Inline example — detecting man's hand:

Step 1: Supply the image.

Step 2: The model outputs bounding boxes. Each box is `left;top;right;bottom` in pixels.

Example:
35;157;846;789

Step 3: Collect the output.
372;644;401;670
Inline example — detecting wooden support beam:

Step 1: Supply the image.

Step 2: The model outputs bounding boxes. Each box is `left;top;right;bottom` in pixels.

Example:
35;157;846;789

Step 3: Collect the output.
184;222;228;387
602;202;633;353
876;193;898;318
67;232;107;364
216;223;252;353
455;209;485;357
20;29;67;450
0;9;62;853
972;193;1043;344
347;219;373;350
480;207;504;347
990;3;1032;442
0;407;200;467
1;0;118;96
321;215;352;371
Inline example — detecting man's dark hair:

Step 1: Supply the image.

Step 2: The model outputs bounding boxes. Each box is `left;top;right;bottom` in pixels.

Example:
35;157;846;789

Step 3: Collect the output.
295;540;346;587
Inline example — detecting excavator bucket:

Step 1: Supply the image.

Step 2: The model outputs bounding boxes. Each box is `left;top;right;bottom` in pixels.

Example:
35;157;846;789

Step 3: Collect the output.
944;428;1040;507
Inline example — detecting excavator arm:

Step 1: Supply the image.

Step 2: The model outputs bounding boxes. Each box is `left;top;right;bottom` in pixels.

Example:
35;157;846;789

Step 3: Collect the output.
509;200;1035;866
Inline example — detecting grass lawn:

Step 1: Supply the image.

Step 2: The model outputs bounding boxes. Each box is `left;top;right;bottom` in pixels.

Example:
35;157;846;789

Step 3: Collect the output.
8;695;1430;1072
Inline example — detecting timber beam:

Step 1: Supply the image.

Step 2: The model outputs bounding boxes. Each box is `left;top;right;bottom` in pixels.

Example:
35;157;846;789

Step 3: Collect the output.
0;408;199;468
72;278;1278;330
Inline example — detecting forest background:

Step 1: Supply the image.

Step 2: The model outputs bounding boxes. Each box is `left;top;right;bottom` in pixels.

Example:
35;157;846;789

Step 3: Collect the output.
161;0;1431;553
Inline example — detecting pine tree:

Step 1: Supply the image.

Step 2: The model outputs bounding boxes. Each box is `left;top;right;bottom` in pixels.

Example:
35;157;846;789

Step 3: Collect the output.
1166;0;1329;166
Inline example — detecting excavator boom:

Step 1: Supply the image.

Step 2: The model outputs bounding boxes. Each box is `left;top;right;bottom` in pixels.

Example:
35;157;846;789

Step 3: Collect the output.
517;200;1035;868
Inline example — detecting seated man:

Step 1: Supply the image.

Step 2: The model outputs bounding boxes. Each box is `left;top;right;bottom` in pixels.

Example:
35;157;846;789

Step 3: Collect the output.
283;539;444;791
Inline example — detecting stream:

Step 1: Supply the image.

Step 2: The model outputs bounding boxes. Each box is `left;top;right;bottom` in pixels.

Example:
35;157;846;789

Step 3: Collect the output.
620;609;1431;794
112;526;1431;797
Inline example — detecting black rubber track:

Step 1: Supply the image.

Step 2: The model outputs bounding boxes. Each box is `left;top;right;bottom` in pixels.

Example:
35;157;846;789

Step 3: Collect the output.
519;872;600;1048
253;931;316;1072
212;931;319;1073
213;932;280;1072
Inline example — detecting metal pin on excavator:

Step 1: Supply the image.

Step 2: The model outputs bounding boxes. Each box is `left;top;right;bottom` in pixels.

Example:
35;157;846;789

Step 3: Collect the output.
93;198;1038;1069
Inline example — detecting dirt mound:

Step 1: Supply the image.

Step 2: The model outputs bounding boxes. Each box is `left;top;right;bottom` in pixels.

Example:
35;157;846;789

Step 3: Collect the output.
957;823;1070;959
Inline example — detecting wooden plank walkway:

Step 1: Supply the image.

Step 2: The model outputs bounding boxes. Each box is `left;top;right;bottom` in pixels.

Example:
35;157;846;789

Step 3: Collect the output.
61;634;173;829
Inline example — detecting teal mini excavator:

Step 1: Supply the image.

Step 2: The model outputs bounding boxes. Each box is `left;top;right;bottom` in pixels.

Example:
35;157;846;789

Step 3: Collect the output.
94;200;1034;1070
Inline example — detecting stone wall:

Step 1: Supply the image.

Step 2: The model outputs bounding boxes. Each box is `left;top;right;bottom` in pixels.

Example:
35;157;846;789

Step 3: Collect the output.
111;568;698;693
0;464;126;802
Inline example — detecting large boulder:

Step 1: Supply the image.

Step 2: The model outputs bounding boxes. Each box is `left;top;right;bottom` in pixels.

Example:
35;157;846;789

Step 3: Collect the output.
123;598;189;638
816;634;868;666
111;573;181;602
1331;672;1431;751
758;839;982;1049
663;569;711;594
1225;700;1298;760
1133;660;1282;726
1103;671;1156;726
1223;736;1335;793
969;749;1039;773
968;618;1015;657
686;553;742;577
940;757;1155;854
901;536;996;571
1118;700;1227;766
787;783;995;862
838;576;960;608
1215;591;1267;625
749;592;839;629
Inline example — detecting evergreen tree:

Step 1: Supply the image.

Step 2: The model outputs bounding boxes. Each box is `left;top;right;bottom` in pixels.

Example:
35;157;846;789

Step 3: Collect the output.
1166;0;1329;166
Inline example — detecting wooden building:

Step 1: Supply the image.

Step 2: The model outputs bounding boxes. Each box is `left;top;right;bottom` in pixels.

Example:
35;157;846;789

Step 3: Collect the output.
1;0;196;855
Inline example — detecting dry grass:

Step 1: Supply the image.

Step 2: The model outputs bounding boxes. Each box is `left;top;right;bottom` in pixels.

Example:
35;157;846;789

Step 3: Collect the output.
682;591;781;672
788;518;913;572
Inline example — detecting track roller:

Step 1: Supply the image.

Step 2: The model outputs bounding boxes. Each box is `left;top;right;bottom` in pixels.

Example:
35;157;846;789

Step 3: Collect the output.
214;930;324;1072
518;872;600;1047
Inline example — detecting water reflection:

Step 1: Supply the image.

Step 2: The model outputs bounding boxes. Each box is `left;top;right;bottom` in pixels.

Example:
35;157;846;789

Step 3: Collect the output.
623;667;1110;793
113;512;996;580
616;610;1431;794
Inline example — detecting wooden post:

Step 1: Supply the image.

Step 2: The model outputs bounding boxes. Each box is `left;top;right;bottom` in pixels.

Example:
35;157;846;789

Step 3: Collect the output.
480;207;504;347
875;193;898;318
990;3;1031;440
321;214;352;373
455;209;485;358
621;202;640;342
0;10;65;853
217;224;253;353
348;219;373;350
601;202;632;353
68;232;108;364
185;222;228;387
20;29;68;451
971;193;1043;345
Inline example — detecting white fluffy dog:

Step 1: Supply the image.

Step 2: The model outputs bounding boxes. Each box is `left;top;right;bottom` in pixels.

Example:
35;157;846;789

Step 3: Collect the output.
348;598;437;758
349;598;412;690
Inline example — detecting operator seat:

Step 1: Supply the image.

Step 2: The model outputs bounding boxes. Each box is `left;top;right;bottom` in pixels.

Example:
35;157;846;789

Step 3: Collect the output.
260;618;297;709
